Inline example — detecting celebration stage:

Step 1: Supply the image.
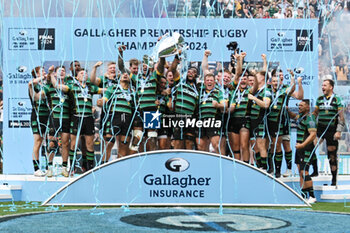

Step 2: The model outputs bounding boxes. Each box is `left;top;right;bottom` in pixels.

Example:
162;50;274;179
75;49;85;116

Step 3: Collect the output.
0;150;349;205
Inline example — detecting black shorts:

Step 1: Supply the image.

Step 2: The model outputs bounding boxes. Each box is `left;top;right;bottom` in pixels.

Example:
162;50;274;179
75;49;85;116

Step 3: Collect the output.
133;111;144;128
218;113;230;136
100;110;110;135
282;119;290;136
229;117;250;134
31;112;49;136
49;118;70;136
267;120;283;138
158;127;172;137
295;144;315;171
111;113;132;136
317;125;338;147
172;115;196;140
70;115;95;136
250;118;267;139
196;127;220;138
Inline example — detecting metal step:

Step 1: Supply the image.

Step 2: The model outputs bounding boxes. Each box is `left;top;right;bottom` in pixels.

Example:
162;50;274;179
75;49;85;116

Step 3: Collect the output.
320;194;350;200
0;185;22;191
314;185;350;191
0;194;13;202
0;185;22;202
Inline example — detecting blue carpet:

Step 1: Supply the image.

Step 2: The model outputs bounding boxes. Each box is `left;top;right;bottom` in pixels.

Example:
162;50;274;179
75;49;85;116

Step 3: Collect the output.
0;208;349;232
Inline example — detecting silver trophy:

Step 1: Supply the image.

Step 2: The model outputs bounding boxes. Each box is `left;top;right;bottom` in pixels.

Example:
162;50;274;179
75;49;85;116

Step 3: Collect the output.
156;32;185;58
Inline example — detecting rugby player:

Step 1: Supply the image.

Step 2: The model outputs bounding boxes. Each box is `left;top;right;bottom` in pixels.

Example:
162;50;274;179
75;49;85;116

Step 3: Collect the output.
229;69;258;162
247;71;272;170
271;69;304;178
288;99;317;203
46;66;71;177
168;56;199;150
196;73;221;153
67;60;89;173
90;61;118;163
156;75;172;150
97;72;134;158
313;79;345;186
53;68;104;172
28;66;50;176
267;70;295;178
201;50;232;154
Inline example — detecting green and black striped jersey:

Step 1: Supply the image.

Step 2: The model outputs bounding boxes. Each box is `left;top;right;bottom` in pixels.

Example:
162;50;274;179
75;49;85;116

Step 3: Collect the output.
64;76;75;85
216;85;231;103
103;85;134;115
68;82;101;117
267;85;289;122
97;75;118;89
296;113;316;144
315;93;344;127
230;87;251;118
198;88;219;119
132;70;161;111
172;82;199;115
29;83;50;117
249;86;272;120
43;84;70;119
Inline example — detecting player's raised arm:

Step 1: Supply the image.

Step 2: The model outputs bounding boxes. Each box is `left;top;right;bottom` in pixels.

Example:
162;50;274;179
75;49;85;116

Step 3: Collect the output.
90;61;103;86
201;50;212;77
117;45;127;74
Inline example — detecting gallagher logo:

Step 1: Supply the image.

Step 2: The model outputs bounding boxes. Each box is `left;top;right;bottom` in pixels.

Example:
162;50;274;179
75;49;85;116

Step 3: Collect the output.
17;66;27;73
165;158;190;172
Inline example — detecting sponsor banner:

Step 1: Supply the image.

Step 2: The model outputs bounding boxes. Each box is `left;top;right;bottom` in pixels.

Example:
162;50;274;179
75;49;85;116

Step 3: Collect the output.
44;150;307;206
2;18;318;174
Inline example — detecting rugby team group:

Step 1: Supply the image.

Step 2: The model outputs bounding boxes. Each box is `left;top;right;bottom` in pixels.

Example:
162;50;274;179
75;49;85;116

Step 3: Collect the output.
28;44;345;204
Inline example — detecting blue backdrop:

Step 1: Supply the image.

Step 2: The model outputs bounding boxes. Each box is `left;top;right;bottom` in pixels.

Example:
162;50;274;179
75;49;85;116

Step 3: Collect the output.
2;18;318;174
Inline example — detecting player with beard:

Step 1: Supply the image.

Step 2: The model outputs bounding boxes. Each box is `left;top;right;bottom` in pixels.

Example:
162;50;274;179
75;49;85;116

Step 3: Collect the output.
119;45;166;152
28;66;51;176
314;79;345;186
247;71;272;171
288;99;317;204
97;72;134;158
267;70;296;177
45;66;71;177
196;73;221;153
90;61;118;164
168;55;199;150
271;69;304;178
156;76;172;149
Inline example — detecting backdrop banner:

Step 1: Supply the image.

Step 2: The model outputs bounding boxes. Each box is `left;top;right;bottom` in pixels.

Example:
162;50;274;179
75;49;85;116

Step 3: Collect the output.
2;18;318;173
